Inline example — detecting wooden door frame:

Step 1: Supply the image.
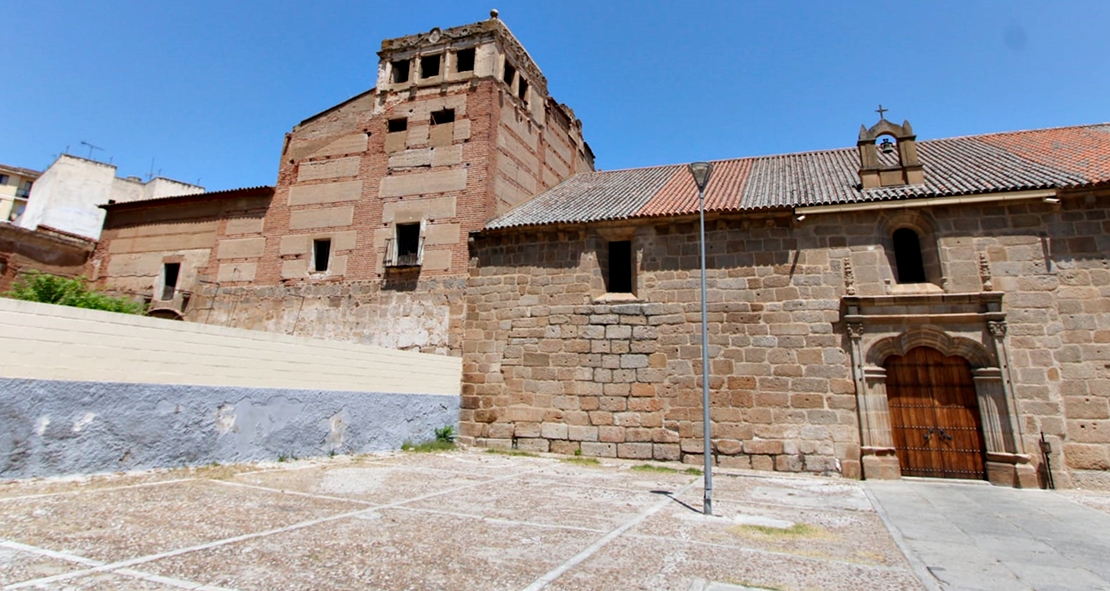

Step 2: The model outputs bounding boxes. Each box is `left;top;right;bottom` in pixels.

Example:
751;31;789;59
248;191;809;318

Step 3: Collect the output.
885;347;988;480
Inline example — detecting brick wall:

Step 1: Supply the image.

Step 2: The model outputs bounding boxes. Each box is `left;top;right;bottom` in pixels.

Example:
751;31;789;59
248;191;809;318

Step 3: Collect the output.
0;225;93;293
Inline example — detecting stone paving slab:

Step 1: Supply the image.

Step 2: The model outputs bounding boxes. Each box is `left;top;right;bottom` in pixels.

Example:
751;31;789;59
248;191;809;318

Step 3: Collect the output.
0;449;930;590
143;507;603;591
228;462;496;505
867;479;1110;591
0;478;364;563
635;496;907;569
544;535;924;591
0;543;90;587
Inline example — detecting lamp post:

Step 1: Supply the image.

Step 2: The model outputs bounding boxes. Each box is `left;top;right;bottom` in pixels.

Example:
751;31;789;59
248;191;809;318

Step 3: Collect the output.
687;161;714;515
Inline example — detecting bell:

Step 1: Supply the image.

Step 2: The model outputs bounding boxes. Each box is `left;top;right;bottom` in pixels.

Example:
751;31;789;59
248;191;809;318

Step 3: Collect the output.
880;137;895;154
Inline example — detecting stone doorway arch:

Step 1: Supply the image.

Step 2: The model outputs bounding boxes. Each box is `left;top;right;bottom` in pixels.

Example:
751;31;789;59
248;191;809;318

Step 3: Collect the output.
842;293;1039;488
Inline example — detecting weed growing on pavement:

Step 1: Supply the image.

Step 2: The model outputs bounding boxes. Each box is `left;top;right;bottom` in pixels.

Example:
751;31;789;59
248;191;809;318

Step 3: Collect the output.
630;464;703;475
561;456;600;466
434;425;456;443
401;439;456;453
730;522;824;538
485;449;538;457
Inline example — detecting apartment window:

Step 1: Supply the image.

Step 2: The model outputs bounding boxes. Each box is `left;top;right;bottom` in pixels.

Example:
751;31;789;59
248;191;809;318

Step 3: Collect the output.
0;175;8;185
16;180;31;198
312;239;332;272
391;60;410;83
455;48;475;72
606;240;633;293
388;118;408;133
420;54;441;79
892;228;927;283
430;108;455;125
161;263;180;301
503;62;516;86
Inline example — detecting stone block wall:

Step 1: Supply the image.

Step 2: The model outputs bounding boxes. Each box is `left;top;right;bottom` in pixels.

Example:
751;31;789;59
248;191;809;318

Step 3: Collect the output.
462;189;1110;483
463;219;857;475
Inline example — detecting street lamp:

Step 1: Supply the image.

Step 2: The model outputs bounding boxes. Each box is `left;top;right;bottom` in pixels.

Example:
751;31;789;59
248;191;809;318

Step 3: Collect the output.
687;161;714;516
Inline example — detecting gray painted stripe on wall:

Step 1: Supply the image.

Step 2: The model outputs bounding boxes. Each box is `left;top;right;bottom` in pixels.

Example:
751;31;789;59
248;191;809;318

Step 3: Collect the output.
0;378;459;479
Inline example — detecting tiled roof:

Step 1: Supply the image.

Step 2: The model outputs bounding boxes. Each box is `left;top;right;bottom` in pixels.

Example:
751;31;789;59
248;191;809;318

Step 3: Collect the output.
99;186;274;210
487;123;1110;230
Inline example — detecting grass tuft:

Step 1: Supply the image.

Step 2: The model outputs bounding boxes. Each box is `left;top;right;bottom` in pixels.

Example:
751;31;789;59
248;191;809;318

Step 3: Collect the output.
401;440;456;453
561;456;600;466
485;448;538;457
630;464;703;475
730;522;823;538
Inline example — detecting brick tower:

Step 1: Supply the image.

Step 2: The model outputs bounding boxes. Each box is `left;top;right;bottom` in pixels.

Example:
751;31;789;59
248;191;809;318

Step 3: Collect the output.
199;11;594;353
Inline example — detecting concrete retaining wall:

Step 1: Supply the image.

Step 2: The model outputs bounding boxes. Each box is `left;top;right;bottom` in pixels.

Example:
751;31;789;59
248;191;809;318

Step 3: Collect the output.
0;299;462;478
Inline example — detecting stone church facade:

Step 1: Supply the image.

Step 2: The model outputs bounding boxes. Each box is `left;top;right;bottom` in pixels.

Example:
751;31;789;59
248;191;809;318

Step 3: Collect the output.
87;15;1110;488
462;121;1110;489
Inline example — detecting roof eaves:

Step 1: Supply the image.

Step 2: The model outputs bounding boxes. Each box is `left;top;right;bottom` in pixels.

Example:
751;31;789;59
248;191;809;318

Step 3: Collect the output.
100;185;274;210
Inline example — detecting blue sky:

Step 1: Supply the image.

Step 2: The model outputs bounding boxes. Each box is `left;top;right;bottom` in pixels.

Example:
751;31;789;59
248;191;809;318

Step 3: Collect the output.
3;1;1108;191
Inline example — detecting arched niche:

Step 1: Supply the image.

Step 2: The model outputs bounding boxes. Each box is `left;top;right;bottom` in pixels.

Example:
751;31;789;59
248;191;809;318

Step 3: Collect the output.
877;210;944;291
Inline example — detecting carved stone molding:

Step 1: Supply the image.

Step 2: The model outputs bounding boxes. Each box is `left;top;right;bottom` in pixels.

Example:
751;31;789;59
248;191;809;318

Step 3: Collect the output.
847;321;865;339
843;258;857;296
988;321;1007;337
978;251;994;291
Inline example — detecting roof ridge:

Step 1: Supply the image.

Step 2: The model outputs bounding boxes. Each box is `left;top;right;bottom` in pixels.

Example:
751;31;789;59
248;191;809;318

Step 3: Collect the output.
927;122;1110;143
588;122;1110;177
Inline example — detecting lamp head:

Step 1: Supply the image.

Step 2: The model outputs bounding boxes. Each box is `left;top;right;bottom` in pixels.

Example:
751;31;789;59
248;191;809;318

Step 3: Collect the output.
687;161;714;191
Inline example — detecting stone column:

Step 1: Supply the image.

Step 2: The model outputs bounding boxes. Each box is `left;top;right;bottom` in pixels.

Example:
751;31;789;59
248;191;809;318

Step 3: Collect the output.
847;322;870;443
988;321;1025;454
984;321;1038;488
972;367;1011;454
862;368;895;450
847;322;900;480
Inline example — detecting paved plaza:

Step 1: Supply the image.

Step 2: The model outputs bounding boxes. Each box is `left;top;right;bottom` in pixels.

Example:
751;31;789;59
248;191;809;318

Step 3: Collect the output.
0;449;1107;590
867;479;1110;591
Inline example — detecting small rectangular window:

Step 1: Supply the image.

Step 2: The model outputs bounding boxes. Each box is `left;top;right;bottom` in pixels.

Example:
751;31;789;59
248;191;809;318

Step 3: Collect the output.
161;263;180;301
0;175;8;185
391;60;410;83
430;109;455;125
455;48;475;72
16;180;31;198
388;118;408;133
517;79;529;103
607;241;632;293
396;223;421;266
892;228;927;283
313;239;331;272
420;54;441;79
503;62;516;86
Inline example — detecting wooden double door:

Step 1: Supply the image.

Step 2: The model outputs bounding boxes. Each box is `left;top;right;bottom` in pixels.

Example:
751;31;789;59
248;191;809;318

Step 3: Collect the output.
885;347;987;480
